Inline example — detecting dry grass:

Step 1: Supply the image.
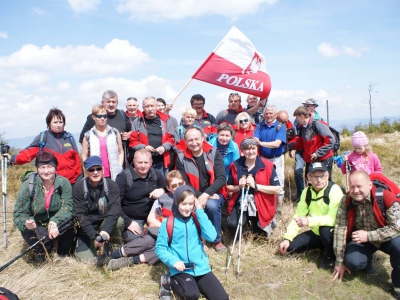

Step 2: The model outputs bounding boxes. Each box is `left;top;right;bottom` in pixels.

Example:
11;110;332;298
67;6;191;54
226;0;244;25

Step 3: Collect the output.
0;133;399;299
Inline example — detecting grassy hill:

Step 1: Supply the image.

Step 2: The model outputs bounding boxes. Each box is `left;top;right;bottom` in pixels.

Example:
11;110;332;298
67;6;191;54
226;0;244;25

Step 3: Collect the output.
0;132;399;299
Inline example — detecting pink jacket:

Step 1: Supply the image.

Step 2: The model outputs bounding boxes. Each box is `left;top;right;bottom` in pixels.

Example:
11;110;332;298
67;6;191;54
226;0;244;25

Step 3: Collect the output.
340;151;382;175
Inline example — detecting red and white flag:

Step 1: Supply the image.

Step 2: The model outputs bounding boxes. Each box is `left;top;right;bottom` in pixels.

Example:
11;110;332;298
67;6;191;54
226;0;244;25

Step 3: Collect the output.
192;26;271;99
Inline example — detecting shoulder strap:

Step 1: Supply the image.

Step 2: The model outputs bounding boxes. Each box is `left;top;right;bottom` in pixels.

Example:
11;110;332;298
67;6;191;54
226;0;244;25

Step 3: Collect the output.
103;177;109;197
39;131;47;151
83;177;90;212
124;168;133;191
65;131;75;146
150;167;158;183
167;214;174;246
191;212;201;238
305;182;335;207
375;187;386;218
276;122;282;133
305;186;312;207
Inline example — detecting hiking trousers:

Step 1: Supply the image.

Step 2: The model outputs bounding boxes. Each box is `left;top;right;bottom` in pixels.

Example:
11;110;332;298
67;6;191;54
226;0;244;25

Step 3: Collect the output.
288;226;335;259
170;272;229;300
344;236;400;288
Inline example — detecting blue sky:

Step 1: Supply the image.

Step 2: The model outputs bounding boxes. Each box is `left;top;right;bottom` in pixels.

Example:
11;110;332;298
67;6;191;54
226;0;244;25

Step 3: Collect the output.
1;0;399;139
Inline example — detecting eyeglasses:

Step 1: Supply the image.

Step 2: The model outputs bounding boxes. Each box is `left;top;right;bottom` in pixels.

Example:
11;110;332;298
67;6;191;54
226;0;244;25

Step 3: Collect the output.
87;167;103;173
169;182;184;189
239;119;249;124
95;114;108;119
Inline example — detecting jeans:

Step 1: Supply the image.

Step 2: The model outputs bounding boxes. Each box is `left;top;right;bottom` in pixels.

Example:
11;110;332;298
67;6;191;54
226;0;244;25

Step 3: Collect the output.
294;150;305;198
267;155;285;199
204;194;225;243
151;161;168;177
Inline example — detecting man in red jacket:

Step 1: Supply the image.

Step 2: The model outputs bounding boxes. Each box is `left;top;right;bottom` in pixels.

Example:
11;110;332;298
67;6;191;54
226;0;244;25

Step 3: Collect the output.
289;106;335;180
332;171;400;298
129;97;175;177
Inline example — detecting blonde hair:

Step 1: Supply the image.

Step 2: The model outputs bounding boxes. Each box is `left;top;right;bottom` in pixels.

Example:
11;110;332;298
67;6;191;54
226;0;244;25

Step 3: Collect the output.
182;108;197;118
235;112;251;128
92;104;106;115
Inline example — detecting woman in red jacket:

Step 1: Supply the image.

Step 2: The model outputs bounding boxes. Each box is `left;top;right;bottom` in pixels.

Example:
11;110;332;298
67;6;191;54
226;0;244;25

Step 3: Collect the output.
234;112;254;155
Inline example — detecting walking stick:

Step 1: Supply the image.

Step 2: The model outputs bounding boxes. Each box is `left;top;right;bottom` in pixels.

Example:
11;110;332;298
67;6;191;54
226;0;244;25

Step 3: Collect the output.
226;175;246;274
1;155;7;249
0;216;74;272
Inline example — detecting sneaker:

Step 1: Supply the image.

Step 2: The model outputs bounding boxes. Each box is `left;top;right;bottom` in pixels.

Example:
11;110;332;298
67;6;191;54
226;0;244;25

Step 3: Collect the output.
319;256;335;270
213;242;227;253
88;254;111;267
159;273;171;300
107;257;134;271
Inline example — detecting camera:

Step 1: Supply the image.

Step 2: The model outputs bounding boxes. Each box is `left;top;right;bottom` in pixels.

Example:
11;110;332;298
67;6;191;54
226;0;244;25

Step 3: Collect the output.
95;233;107;243
0;144;10;155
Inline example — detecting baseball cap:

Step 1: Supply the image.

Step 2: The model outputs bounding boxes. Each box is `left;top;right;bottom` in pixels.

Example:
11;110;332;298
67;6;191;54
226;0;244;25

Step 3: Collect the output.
302;98;319;107
84;156;103;170
308;162;327;173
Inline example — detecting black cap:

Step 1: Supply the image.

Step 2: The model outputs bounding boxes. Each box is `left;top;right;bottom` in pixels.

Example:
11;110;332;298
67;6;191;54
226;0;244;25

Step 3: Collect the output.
308;162;327;173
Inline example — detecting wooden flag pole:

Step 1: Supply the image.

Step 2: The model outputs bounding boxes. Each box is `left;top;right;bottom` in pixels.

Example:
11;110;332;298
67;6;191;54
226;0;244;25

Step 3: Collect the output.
170;77;193;105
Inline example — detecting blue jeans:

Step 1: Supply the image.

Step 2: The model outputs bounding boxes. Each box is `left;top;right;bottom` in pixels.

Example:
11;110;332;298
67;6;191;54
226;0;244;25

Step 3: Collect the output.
152;161;168;177
204;194;225;243
294;150;305;198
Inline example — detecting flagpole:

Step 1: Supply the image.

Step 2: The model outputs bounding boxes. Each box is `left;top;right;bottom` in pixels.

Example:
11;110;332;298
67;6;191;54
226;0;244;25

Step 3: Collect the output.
170;78;194;104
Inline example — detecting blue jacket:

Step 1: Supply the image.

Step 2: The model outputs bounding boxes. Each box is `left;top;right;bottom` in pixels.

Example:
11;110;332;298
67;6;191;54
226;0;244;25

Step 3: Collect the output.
207;134;240;181
155;208;217;277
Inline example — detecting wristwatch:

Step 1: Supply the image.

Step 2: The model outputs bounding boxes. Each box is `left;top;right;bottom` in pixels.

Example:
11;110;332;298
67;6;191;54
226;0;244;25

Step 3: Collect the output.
254;183;258;192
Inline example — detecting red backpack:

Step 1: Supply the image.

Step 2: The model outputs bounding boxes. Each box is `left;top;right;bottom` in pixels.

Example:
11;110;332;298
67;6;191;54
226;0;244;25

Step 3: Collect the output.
166;213;201;246
370;173;400;216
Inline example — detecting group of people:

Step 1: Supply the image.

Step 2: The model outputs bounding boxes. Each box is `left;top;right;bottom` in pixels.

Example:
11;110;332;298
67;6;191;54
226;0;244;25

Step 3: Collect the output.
3;89;400;299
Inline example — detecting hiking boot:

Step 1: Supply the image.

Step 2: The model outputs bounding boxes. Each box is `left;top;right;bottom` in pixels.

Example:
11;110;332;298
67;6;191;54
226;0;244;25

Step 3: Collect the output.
159;273;171;300
108;257;134;271
319;256;335;270
213;242;227;253
88;254;111;267
34;253;46;263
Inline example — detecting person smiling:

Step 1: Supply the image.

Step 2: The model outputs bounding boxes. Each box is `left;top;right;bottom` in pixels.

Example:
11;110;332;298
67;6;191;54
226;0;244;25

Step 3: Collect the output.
81;104;124;181
234;111;255;155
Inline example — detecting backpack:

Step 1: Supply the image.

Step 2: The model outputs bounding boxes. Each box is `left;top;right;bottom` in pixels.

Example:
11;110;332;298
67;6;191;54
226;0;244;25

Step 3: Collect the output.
0;287;20;300
310;120;341;157
21;172;63;215
347;173;400;218
38;130;75;151
305;181;335;207
166;213;201;246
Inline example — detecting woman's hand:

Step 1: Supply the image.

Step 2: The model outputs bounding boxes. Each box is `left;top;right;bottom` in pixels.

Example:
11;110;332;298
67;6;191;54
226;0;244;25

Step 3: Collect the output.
25;219;37;230
246;176;255;189
238;177;247;187
194;197;202;211
0;153;11;161
174;261;185;272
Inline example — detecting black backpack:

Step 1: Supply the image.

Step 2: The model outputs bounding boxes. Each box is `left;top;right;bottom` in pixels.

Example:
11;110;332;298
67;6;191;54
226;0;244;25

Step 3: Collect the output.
0;287;20;300
310;120;341;157
305;181;336;207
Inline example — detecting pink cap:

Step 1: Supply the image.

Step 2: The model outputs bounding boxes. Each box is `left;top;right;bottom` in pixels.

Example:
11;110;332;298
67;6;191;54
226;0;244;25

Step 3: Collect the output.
351;131;369;147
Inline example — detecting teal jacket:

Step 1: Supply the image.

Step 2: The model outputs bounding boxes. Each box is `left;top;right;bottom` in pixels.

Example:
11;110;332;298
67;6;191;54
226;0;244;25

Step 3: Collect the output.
155;208;217;277
283;182;343;241
13;174;73;231
207;134;239;181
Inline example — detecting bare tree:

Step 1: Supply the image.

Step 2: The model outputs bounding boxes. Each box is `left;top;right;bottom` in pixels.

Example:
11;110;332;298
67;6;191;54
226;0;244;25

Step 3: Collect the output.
368;83;377;126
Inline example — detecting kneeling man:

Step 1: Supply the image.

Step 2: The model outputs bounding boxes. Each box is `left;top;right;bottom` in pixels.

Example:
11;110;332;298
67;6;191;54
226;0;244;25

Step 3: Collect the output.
279;162;343;269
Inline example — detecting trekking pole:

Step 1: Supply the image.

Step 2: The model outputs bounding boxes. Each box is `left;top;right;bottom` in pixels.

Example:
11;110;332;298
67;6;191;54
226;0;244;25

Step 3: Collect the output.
0;216;74;272
1;155;7;249
226;175;246;274
345;160;350;192
236;175;251;279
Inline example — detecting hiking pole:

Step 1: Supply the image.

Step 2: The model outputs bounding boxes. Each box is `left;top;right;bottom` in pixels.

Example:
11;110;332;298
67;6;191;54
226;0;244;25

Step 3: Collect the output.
226;175;246;274
236;176;251;279
1;154;8;249
0;216;74;272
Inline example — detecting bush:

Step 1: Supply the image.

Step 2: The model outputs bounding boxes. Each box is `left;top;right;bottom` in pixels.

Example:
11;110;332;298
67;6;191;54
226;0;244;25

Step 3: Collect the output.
341;126;351;137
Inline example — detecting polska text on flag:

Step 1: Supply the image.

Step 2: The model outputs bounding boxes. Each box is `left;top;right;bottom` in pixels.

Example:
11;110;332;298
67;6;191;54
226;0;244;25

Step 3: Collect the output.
192;26;271;99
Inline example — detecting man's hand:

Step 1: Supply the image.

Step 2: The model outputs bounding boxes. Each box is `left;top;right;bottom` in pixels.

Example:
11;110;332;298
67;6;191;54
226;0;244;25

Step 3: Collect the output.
351;230;368;244
209;193;219;200
0;153;11;161
294;216;309;227
25;219;37;230
174;261;185;271
332;264;351;282
289;150;296;159
145;145;155;152
258;99;266;107
198;193;209;208
165;103;173;113
94;231;110;247
48;227;59;239
279;240;290;255
150;188;165;199
155;146;165;155
127;221;142;235
310;153;318;162
121;132;130;141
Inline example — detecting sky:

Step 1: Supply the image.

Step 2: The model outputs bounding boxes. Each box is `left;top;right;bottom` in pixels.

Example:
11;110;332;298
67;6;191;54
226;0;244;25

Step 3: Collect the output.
1;0;399;140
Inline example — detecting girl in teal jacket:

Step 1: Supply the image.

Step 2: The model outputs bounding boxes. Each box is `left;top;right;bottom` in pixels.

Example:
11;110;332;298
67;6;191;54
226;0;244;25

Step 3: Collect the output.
155;185;228;300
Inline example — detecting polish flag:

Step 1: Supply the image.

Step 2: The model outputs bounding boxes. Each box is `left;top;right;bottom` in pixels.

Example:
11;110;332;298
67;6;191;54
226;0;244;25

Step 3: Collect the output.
192;26;271;99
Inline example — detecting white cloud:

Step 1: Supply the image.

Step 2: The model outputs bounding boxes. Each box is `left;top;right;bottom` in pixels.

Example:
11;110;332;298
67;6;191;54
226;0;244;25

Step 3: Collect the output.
0;31;8;39
68;0;101;13
115;0;278;21
0;39;150;75
318;43;339;57
32;7;45;14
57;81;70;90
346;84;352;90
342;45;370;57
14;72;50;86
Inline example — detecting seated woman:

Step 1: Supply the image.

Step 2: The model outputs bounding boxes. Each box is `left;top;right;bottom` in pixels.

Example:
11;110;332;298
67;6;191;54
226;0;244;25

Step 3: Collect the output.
155;185;229;300
234;112;255;155
3;108;82;185
226;137;280;236
208;122;240;181
103;171;185;271
81;104;124;180
13;151;75;262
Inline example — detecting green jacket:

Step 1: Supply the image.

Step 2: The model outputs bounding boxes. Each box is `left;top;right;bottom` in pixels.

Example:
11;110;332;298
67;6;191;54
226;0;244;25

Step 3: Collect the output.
13;174;73;232
283;182;343;242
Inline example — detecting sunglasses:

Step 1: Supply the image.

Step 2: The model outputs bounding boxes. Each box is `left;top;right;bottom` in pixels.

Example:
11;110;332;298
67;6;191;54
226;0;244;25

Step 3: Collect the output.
87;167;103;173
95;114;108;119
169;182;184;189
239;119;249;124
